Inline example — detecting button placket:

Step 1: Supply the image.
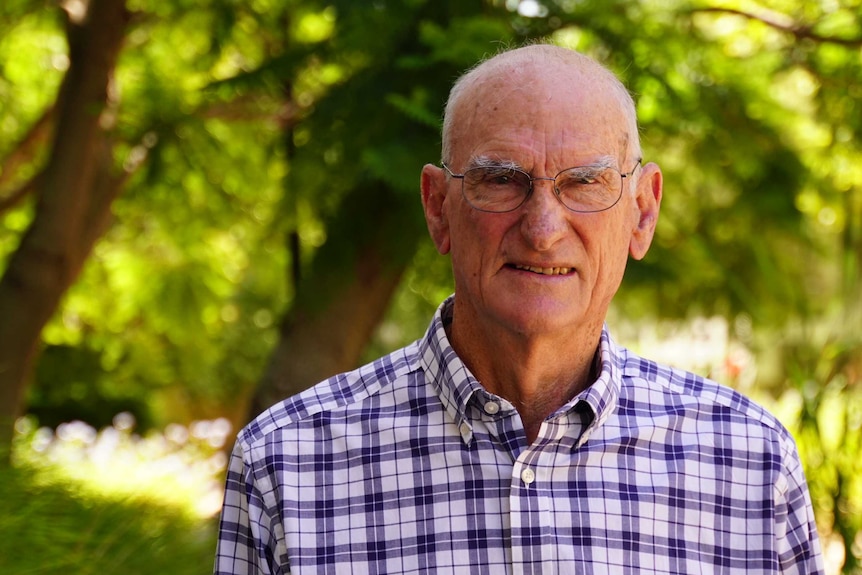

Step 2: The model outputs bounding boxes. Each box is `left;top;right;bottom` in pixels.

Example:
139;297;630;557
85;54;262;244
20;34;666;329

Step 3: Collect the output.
510;448;551;574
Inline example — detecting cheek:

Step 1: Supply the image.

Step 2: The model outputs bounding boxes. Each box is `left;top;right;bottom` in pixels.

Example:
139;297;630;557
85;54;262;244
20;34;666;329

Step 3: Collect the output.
586;217;633;281
449;214;511;291
604;226;636;285
447;213;483;280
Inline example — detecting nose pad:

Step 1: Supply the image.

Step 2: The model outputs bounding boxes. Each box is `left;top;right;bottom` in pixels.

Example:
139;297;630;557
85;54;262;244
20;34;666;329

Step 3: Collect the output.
526;176;568;210
529;175;557;193
527;176;563;207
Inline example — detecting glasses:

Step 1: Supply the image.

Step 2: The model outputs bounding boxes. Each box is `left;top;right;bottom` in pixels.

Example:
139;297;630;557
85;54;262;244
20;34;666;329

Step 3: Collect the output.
441;159;641;214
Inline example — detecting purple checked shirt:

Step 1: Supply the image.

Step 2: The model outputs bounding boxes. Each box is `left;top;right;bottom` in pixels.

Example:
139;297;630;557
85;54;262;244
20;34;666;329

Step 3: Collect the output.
215;297;824;575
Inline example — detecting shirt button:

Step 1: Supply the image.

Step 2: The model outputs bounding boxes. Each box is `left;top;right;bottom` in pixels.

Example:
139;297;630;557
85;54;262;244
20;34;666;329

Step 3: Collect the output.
483;401;500;415
521;468;536;485
459;422;471;436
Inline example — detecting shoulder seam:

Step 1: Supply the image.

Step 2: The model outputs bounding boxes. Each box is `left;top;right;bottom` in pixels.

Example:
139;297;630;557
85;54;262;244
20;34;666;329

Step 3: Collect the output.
239;342;422;447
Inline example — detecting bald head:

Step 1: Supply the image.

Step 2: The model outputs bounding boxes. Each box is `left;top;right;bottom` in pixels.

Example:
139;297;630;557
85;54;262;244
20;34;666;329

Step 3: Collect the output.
419;43;663;382
441;45;640;167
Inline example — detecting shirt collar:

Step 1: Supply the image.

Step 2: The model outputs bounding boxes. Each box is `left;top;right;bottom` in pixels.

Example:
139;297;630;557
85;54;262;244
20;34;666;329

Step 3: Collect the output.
559;326;622;448
419;296;484;444
419;295;622;447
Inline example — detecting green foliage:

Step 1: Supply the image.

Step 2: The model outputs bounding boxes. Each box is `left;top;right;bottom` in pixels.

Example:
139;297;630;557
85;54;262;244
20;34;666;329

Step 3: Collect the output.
2;418;222;574
0;471;216;575
1;0;861;571
783;337;862;574
0;6;63;130
29;344;153;430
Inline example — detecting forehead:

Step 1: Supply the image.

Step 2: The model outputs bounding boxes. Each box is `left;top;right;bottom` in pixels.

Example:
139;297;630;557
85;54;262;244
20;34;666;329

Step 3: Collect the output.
449;56;631;167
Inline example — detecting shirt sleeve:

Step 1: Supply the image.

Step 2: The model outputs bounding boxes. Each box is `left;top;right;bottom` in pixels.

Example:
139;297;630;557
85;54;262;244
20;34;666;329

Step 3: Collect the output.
214;439;287;575
776;437;825;575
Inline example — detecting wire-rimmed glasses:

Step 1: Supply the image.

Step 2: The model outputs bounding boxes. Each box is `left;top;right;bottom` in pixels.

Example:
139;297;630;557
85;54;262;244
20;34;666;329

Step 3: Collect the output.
441;159;641;213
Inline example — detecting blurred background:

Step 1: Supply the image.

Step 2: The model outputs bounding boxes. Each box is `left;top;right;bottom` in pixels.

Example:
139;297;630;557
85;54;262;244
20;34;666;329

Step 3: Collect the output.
0;0;860;573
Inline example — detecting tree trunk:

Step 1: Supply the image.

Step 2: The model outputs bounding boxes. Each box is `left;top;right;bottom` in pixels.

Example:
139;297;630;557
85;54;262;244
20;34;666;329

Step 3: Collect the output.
250;181;425;418
0;0;129;461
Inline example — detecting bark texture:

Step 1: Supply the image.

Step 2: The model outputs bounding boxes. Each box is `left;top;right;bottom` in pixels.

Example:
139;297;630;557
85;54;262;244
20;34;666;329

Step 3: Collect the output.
0;0;130;459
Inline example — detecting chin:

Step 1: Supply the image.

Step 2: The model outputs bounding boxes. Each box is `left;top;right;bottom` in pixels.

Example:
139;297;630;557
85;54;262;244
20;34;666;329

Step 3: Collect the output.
494;301;585;337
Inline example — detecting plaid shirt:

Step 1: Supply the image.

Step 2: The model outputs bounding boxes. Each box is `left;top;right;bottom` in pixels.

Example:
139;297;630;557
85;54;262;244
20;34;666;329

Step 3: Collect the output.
215;297;824;575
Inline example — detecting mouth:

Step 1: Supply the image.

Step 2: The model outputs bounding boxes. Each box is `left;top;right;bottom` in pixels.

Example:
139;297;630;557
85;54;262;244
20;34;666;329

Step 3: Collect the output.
510;264;574;276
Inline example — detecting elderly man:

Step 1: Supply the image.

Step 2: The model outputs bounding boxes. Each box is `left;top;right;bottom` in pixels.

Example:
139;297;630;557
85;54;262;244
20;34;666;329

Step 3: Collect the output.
215;44;824;574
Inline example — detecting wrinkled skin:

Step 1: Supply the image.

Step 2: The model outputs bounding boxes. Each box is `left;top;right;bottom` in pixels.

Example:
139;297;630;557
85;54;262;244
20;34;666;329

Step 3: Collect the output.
421;47;663;440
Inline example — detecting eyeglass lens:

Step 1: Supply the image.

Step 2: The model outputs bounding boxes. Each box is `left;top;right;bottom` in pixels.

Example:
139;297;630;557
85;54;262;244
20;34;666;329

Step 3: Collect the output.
462;166;623;213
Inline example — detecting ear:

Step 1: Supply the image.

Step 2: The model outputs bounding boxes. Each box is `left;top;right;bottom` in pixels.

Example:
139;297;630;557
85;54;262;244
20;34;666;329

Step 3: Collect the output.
421;164;452;255
629;162;663;260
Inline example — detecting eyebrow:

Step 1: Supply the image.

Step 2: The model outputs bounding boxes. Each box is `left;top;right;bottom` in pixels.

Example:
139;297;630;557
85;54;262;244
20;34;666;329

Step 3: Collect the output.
466;154;618;173
468;156;522;171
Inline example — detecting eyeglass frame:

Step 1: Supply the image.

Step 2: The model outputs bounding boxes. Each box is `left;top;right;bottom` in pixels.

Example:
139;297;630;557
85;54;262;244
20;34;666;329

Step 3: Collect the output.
440;158;642;214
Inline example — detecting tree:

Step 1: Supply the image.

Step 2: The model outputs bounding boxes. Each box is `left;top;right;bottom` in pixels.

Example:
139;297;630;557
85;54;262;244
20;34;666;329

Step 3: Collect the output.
1;0;860;568
0;0;130;456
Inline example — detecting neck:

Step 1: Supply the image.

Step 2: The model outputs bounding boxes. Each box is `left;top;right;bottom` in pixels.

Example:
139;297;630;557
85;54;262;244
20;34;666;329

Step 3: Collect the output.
447;307;601;444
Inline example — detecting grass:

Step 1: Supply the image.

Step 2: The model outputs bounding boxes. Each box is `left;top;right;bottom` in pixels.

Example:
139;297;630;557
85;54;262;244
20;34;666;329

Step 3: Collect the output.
0;416;227;575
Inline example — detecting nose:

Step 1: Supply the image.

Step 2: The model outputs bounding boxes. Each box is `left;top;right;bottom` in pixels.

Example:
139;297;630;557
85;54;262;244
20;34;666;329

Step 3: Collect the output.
519;178;570;251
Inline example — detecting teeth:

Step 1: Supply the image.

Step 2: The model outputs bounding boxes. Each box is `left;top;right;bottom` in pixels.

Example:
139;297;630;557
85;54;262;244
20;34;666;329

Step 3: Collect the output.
514;265;572;275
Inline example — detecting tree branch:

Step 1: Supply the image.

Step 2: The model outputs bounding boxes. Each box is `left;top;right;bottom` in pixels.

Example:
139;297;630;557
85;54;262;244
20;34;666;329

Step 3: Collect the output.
0;107;54;195
199;97;301;129
0;172;43;215
693;7;862;47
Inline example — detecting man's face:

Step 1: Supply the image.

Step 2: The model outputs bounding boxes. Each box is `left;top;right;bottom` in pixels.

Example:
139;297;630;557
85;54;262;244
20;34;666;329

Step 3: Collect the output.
422;64;661;340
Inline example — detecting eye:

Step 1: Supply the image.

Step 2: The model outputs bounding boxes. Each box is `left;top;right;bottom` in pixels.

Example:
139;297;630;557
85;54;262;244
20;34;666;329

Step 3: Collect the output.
487;173;515;186
573;174;598;185
467;166;525;188
558;167;610;189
